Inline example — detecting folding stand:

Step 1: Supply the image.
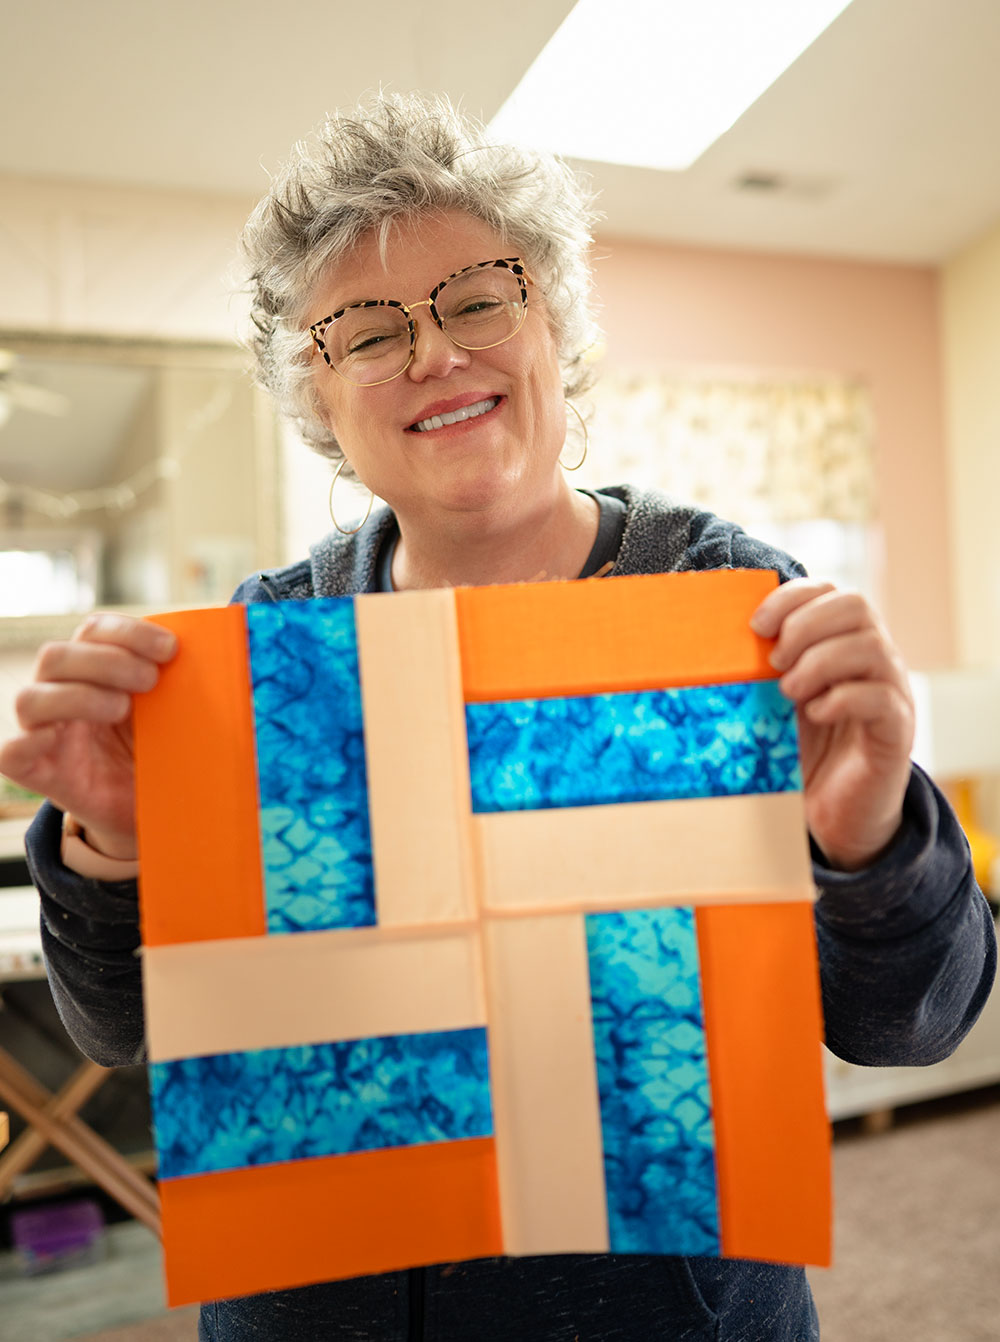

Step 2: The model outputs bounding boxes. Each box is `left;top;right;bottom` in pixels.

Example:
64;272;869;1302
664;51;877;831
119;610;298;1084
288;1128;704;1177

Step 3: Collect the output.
0;1045;160;1234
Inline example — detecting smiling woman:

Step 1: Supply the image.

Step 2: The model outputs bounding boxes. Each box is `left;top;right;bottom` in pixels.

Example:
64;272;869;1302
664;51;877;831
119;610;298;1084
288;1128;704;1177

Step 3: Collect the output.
241;98;604;591
1;91;994;1342
301;212;591;588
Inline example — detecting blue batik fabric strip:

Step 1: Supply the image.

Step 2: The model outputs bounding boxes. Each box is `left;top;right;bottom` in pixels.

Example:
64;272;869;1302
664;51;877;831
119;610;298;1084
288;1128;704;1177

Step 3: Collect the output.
246;598;375;934
149;1027;493;1181
466;679;801;814
585;907;720;1257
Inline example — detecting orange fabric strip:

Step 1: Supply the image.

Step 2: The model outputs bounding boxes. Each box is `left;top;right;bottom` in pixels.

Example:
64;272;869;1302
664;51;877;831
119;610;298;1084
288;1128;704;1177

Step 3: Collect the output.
159;1137;503;1307
455;570;778;702
695;902;831;1266
133;607;266;947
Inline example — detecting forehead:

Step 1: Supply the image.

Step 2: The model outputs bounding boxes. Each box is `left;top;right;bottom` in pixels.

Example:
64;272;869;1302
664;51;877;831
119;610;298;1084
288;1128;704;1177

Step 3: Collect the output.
314;211;509;312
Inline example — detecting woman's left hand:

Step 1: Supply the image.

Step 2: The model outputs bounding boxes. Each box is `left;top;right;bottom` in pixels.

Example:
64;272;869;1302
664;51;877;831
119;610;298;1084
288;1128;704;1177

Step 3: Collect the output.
751;578;915;871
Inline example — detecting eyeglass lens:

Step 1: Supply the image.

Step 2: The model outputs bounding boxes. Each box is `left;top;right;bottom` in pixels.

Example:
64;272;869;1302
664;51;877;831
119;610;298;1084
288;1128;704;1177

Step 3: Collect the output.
327;266;525;385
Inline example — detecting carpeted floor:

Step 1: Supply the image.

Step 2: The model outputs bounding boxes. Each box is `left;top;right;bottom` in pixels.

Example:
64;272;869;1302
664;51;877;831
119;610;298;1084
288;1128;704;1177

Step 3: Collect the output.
73;1312;199;1342
6;1087;998;1341
0;1220;192;1342
808;1085;1000;1342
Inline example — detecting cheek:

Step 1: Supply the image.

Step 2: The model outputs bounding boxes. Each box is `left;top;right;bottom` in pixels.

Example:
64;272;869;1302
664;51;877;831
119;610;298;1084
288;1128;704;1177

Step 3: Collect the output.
525;347;565;445
311;378;363;451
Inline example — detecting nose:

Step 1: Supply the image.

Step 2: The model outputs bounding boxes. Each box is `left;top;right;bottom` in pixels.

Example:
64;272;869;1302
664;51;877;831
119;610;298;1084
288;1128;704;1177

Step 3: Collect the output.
406;311;472;382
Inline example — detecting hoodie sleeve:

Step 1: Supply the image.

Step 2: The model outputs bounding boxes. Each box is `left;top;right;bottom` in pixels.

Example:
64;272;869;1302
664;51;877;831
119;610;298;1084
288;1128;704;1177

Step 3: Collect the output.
813;765;996;1066
26;801;147;1066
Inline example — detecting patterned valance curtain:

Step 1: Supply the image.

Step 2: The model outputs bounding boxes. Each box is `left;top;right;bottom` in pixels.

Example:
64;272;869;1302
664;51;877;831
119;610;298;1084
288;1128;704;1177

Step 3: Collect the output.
585;372;876;527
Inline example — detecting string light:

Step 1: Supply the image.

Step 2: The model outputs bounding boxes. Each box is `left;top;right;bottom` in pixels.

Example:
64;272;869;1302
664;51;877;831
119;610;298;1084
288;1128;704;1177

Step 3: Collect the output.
0;457;182;520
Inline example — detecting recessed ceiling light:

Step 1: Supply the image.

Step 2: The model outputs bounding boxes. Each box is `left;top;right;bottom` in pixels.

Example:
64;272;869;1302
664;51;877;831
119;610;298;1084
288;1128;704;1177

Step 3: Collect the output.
734;171;836;200
736;173;785;192
490;0;855;172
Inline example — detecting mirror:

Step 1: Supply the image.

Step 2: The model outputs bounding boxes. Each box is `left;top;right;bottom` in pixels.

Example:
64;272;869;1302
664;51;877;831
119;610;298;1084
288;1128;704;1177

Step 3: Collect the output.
0;334;282;646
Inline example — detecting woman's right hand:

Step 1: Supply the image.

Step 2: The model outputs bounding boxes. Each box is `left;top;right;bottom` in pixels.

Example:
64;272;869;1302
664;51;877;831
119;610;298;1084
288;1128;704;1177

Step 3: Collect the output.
0;613;177;860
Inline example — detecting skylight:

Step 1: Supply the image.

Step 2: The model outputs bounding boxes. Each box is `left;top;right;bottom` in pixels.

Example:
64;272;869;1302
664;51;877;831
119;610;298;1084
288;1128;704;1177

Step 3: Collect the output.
489;0;855;171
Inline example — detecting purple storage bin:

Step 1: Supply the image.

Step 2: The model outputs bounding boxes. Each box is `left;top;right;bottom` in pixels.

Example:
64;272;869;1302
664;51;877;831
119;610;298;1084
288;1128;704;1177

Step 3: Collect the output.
11;1198;106;1275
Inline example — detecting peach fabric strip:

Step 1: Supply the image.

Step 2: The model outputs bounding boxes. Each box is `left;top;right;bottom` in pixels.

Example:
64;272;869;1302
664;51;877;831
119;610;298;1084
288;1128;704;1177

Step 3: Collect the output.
482;913;609;1257
475;791;815;914
144;925;486;1063
355;590;476;927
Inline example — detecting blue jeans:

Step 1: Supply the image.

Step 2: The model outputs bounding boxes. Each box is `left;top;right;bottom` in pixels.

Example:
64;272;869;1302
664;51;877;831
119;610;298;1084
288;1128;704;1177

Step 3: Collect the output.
197;1256;819;1340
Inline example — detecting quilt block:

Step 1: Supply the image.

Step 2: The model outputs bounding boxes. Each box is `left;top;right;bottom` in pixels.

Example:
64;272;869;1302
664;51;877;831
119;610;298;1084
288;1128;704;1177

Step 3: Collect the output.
133;569;830;1307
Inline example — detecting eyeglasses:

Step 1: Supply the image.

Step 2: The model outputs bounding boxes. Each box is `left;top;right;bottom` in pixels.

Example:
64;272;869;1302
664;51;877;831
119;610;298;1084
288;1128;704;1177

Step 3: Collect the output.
308;257;533;386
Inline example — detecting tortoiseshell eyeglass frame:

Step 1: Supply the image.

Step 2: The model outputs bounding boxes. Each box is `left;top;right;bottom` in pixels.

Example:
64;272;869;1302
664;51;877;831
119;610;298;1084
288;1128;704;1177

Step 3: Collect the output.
307;257;533;386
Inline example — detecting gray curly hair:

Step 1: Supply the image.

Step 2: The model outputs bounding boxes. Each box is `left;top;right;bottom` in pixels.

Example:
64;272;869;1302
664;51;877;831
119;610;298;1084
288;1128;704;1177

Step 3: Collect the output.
240;92;602;467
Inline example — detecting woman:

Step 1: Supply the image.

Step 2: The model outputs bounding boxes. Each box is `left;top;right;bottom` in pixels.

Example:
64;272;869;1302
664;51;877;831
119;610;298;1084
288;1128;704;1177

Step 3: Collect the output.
1;95;994;1342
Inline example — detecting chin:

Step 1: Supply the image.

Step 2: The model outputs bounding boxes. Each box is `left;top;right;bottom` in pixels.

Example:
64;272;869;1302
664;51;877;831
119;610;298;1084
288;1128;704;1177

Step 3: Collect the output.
430;460;523;515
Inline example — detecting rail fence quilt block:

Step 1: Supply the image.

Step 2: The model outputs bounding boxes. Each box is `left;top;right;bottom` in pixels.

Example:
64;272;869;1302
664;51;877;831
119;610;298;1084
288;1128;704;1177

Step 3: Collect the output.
133;569;831;1307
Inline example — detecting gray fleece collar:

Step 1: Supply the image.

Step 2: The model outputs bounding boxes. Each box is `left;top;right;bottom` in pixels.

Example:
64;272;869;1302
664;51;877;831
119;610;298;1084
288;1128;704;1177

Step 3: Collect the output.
307;484;701;597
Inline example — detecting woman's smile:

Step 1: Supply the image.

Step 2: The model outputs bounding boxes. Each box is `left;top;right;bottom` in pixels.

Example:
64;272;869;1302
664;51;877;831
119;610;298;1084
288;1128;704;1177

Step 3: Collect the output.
406;393;504;434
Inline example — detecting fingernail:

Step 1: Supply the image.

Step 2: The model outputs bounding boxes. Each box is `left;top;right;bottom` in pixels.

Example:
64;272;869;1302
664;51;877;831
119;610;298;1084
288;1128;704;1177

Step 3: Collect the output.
152;629;177;657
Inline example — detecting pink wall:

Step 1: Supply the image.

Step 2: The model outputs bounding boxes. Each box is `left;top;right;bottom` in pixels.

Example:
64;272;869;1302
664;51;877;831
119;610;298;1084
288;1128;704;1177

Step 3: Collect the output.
591;237;953;669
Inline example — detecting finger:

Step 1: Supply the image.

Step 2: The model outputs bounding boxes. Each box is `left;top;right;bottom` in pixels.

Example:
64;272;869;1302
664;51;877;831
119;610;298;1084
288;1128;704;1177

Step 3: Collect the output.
35;639;163;694
750;578;836;638
16;681;131;730
767;590;881;673
35;640;162;695
0;727;60;787
72;612;177;662
802;681;915;749
779;629;908;704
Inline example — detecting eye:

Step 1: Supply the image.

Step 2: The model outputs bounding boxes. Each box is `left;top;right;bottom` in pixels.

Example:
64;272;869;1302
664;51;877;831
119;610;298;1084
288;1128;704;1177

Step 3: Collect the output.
456;297;502;315
444;293;509;326
346;329;406;356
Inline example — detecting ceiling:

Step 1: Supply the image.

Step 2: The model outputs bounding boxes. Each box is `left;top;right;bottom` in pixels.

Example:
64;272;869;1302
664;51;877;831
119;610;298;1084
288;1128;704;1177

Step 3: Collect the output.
3;0;1000;265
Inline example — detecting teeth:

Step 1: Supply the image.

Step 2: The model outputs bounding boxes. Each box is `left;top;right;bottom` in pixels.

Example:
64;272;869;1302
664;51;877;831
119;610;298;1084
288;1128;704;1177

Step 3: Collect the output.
412;397;498;433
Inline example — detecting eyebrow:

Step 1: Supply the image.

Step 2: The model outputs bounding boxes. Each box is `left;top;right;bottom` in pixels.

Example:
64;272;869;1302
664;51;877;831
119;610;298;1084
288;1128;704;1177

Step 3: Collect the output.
310;297;399;332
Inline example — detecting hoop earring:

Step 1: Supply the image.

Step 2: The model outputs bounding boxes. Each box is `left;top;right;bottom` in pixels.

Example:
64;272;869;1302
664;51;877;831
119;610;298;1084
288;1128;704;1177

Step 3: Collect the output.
328;458;375;536
560;400;589;472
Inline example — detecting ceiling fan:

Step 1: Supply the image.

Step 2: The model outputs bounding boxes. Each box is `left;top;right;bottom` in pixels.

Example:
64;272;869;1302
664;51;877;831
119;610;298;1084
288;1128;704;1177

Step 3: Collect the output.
0;349;70;427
